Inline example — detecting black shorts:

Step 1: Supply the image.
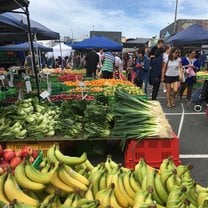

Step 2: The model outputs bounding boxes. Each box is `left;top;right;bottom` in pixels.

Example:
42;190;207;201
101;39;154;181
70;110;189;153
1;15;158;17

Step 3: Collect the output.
164;75;179;84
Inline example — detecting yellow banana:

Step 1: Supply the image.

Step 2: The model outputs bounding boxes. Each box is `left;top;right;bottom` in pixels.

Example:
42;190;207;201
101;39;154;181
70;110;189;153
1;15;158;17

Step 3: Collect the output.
166;186;187;207
4;173;40;207
51;195;62;208
105;155;113;173
40;193;55;208
111;174;129;208
166;171;178;193
90;168;105;198
64;164;89;186
145;170;165;206
154;172;169;204
60;192;74;207
134;189;149;205
55;147;87;165
0;172;10;204
46;143;59;164
50;165;74;193
25;161;55;184
106;171;116;188
117;172;134;207
100;186;111;208
129;170;142;193
84;159;95;171
160;169;175;189
122;171;136;199
109;186;122;208
58;165;88;191
159;157;170;174
14;162;45;191
71;193;80;208
99;171;107;190
134;158;148;185
85;183;94;200
176;164;193;177
108;155;119;169
198;191;208;206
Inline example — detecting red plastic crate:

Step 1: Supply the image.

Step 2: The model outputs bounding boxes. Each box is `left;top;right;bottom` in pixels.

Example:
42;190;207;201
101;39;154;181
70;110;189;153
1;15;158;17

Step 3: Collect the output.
124;133;181;169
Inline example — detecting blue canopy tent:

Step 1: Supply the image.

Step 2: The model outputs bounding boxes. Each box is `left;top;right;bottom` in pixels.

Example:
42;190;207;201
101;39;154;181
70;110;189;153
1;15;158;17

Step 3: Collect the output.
0;12;60;41
71;35;122;51
166;24;208;45
0;42;53;52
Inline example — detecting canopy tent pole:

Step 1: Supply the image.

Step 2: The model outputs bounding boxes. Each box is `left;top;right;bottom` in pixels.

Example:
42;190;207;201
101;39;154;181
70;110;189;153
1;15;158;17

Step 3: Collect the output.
58;39;64;69
25;5;40;100
34;33;42;71
27;32;34;75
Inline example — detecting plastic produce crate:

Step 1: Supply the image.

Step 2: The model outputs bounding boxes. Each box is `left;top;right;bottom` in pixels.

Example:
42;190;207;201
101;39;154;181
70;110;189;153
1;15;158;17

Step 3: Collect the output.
6;141;53;157
124;134;181;169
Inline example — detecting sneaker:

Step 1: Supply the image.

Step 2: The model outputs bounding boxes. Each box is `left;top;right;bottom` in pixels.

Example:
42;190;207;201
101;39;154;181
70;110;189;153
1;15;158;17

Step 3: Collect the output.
187;100;191;105
167;103;171;108
163;89;167;93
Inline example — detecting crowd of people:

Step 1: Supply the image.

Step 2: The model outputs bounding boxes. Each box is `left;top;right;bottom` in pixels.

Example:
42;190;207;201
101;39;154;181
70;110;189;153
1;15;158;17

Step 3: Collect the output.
83;39;207;108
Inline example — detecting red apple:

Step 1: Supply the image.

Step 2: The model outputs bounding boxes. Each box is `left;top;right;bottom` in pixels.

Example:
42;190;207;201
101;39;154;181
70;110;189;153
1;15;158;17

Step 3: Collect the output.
15;150;22;158
3;149;15;161
21;145;33;157
10;157;22;169
32;150;39;159
1;161;10;171
0;145;3;157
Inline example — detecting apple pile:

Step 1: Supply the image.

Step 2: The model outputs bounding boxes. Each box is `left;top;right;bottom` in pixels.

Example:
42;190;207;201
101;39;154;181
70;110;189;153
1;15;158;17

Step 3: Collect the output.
0;144;39;174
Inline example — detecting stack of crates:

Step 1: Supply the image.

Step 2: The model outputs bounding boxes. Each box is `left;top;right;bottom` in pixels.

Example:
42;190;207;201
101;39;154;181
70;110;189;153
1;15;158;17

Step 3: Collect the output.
124;133;181;169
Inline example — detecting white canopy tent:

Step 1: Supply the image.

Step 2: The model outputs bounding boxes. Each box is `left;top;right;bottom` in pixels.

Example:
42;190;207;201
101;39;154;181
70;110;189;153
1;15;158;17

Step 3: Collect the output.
48;43;72;58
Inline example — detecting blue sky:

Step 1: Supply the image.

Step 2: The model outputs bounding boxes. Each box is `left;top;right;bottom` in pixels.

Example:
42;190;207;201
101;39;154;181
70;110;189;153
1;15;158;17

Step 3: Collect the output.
28;0;208;40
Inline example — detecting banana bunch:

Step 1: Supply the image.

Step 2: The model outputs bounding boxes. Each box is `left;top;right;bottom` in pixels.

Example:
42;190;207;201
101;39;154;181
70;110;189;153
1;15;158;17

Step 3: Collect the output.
133;186;157;208
166;186;187;208
95;183;124;208
134;158;156;186
3;172;40;207
46;143;88;166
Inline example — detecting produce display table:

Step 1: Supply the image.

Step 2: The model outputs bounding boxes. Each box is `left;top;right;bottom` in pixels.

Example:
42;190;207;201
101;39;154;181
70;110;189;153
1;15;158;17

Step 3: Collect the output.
2;137;121;156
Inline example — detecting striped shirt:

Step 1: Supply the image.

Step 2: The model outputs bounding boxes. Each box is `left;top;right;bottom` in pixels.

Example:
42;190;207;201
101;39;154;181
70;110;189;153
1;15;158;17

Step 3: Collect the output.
101;52;115;72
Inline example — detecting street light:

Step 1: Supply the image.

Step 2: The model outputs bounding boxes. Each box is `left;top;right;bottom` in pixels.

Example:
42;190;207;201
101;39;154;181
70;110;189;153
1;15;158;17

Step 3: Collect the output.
71;28;73;43
174;0;179;33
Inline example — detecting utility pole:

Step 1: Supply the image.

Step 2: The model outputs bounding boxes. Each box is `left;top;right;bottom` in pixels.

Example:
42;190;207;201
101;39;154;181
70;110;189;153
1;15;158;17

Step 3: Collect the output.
174;0;179;34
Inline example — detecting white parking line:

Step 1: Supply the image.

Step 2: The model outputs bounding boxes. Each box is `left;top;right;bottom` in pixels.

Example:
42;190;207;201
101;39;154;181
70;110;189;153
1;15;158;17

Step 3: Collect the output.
180;154;208;159
165;112;206;115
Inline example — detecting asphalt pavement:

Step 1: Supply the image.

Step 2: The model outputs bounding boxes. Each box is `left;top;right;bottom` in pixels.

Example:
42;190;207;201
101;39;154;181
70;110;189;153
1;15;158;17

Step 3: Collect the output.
157;88;208;187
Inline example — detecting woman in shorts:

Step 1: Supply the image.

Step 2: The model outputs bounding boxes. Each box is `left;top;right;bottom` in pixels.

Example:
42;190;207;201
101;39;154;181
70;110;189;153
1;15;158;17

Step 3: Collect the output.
161;48;182;107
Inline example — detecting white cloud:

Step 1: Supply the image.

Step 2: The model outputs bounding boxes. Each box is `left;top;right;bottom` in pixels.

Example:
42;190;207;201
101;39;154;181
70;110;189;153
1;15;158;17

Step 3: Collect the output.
28;0;208;40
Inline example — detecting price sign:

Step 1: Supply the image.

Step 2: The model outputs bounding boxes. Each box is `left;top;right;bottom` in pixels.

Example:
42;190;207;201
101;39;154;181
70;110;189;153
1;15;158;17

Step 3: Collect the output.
0;75;5;80
40;90;50;99
25;80;32;93
78;81;85;87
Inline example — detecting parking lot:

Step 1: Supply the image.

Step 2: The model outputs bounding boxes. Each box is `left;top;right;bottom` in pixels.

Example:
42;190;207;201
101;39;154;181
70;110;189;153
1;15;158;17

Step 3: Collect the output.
158;91;208;187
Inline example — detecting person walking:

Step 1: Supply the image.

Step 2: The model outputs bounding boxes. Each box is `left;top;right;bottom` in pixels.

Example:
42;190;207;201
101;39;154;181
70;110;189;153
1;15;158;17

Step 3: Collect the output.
149;39;165;100
135;49;150;94
179;50;200;105
161;48;182;107
100;51;115;79
85;50;99;78
162;45;171;93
